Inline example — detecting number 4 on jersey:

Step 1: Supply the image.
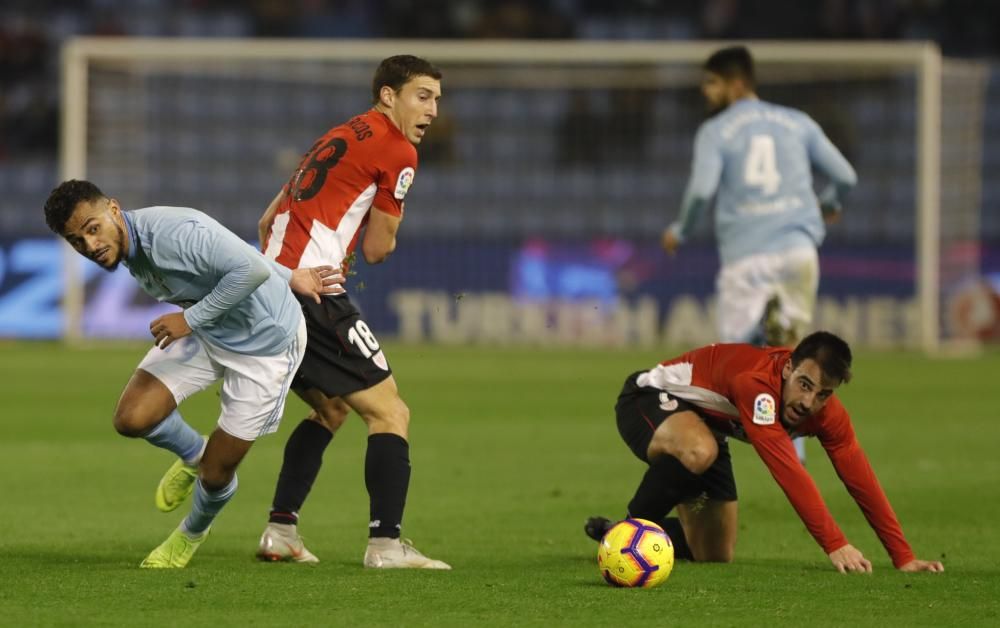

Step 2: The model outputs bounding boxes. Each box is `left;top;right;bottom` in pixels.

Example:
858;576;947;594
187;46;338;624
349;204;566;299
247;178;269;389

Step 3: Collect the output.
744;134;781;195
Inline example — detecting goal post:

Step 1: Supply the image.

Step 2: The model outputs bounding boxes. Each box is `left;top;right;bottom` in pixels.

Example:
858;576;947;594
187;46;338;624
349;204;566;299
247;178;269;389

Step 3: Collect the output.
60;37;986;352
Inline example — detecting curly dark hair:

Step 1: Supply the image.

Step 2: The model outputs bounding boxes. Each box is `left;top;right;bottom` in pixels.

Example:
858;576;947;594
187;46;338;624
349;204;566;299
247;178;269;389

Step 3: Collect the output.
790;331;853;384
704;46;756;88
371;55;442;104
44;179;107;234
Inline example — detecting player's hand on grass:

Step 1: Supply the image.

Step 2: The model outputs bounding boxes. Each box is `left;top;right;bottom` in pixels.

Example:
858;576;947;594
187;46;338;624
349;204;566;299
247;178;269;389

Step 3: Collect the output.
898;559;944;573
291;265;345;303
661;228;680;256
150;312;192;349
828;544;873;574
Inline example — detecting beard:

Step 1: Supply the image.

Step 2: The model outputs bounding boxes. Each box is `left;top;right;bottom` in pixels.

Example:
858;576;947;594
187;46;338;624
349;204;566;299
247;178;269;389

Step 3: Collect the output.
97;221;127;272
705;98;728;116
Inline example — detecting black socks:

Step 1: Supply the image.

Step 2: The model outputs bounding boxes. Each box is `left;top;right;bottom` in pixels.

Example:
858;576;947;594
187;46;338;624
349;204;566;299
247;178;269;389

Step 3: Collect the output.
268;419;333;525
659;516;694;561
627;454;701;523
268;423;412;539
365;433;411;539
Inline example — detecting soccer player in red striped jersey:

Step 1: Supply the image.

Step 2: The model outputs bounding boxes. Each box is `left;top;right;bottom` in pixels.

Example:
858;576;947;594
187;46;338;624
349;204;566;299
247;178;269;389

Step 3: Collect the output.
255;55;448;569
586;331;943;573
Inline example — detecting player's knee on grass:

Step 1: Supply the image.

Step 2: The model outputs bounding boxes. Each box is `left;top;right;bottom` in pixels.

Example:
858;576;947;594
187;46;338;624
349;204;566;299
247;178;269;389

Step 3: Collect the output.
693;540;735;563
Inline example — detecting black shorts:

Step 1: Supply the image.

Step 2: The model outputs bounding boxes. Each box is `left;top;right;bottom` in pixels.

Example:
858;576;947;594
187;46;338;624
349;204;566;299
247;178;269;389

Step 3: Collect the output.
291;293;393;398
615;371;738;502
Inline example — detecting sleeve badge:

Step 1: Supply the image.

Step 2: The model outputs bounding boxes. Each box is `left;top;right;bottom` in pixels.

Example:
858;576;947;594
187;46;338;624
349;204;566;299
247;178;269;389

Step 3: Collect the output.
393;167;415;200
752;393;776;425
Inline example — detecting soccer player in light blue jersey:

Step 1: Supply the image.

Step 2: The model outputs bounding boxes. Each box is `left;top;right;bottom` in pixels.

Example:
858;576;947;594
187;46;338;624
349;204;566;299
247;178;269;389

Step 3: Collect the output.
44;179;342;568
663;46;858;465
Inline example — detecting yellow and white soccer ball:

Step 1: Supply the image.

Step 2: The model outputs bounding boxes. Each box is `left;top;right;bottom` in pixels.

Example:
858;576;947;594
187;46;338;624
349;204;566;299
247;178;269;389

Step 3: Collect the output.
597;518;674;588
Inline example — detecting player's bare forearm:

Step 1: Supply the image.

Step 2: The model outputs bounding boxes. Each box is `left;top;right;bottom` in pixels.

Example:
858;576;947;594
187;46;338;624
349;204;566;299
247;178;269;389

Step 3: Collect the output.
362;237;396;264
362;206;402;264
258;189;286;251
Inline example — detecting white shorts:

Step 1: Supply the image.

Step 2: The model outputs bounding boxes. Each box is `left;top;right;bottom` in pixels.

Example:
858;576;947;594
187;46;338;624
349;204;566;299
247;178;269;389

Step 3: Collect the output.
716;246;819;343
137;317;307;441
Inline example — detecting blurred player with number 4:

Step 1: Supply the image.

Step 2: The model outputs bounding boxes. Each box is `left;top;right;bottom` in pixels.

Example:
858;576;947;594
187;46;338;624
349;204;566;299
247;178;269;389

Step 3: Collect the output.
255;55;449;569
662;46;858;464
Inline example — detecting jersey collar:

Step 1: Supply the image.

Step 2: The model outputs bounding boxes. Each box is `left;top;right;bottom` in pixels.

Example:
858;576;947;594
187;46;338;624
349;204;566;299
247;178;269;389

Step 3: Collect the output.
121;210;140;262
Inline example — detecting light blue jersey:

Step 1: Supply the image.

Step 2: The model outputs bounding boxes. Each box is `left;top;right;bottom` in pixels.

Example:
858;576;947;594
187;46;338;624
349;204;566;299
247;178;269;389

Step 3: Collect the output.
122;206;299;356
670;98;857;265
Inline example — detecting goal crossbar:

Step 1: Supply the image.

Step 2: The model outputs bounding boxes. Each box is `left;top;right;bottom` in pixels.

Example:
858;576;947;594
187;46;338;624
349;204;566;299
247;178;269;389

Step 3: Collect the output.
60;38;946;351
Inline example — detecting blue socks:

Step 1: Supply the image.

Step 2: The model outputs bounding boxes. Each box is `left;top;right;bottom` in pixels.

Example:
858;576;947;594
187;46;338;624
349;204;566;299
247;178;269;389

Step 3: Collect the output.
182;476;238;537
144;410;204;465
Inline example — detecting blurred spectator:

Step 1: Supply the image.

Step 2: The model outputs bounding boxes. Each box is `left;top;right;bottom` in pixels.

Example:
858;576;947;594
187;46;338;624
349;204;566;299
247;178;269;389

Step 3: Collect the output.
557;84;653;166
417;109;458;165
469;0;574;39
0;0;998;212
0;18;57;160
380;0;468;38
558;91;603;165
249;0;298;37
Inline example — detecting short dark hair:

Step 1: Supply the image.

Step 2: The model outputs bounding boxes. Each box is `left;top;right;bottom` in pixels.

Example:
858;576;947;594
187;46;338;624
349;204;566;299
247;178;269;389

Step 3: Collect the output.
790;331;853;384
371;55;442;104
704;45;756;88
44;179;107;234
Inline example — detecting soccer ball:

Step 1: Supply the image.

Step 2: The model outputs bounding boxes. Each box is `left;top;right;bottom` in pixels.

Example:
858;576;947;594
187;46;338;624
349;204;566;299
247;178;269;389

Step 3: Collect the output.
597;518;674;588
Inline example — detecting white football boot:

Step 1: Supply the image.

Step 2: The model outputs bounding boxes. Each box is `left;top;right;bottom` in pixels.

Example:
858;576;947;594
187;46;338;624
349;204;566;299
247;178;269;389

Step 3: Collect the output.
363;537;451;569
256;523;319;564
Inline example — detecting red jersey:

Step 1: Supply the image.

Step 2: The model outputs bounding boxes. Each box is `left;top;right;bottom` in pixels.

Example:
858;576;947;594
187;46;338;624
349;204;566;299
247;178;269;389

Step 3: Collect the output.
264;110;416;280
638;343;915;568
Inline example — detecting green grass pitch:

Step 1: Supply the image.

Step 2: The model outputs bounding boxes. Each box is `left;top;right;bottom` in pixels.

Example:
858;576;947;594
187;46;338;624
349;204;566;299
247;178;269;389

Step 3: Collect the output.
1;341;998;626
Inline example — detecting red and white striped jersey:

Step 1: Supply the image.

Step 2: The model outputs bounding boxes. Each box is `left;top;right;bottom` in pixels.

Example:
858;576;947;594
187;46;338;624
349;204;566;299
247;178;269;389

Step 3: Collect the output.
640;343;916;568
264;110;417;278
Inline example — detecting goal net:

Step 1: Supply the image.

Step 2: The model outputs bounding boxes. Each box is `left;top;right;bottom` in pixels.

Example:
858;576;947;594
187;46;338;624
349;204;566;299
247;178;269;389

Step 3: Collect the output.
61;39;988;352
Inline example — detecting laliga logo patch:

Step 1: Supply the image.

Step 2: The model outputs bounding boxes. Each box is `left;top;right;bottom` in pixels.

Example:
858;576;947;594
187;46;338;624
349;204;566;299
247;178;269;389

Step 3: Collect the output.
752;393;776;425
394;167;415;200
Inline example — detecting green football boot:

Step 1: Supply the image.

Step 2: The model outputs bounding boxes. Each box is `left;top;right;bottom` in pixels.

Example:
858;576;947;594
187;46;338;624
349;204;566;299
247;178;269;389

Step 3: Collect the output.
155;458;199;512
139;527;208;569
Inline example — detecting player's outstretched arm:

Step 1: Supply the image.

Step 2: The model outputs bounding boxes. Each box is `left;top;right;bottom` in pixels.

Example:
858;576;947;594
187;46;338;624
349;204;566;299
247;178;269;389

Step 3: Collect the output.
898;558;944;573
664;126;721;255
828;544;873;574
808;119;857;221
